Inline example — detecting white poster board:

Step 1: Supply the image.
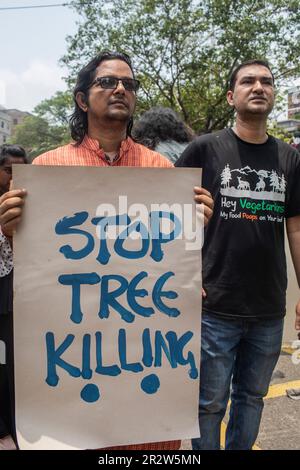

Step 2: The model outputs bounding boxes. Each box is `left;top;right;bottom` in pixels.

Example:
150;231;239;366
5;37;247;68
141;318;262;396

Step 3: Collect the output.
13;166;202;450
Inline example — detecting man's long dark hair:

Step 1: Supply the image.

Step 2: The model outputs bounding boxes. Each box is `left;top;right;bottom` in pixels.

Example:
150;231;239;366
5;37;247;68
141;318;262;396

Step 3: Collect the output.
69;51;135;144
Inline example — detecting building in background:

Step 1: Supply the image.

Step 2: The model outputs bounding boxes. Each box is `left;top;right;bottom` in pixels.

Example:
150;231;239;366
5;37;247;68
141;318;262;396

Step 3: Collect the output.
0;105;30;145
277;119;300;133
277;86;300;137
0;106;12;145
288;86;300;120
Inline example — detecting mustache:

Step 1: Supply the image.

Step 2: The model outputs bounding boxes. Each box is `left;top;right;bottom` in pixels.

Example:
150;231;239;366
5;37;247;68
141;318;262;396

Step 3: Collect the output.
250;96;267;101
109;98;129;107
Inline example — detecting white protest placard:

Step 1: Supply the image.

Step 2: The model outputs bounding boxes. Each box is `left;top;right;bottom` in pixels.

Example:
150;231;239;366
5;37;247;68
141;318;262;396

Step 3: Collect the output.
13;166;202;450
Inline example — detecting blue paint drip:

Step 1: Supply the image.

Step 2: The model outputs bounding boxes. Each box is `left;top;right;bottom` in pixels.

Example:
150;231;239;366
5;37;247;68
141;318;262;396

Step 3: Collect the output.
119;329;143;372
115;221;150;259
91;214;130;265
154;331;176;367
58;273;100;324
45;332;81;386
127;271;154;318
80;383;100;403
95;332;121;376
91;216;111;265
82;334;92;379
150;211;182;262
142;328;153;367
166;331;198;379
141;374;160;394
99;275;134;323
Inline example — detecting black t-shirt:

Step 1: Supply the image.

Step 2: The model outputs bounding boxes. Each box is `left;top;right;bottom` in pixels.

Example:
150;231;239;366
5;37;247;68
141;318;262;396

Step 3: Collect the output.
176;129;300;319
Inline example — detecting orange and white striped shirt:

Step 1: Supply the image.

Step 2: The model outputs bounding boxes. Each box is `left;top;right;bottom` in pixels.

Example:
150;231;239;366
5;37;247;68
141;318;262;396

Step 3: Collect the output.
33;135;173;168
33;135;180;451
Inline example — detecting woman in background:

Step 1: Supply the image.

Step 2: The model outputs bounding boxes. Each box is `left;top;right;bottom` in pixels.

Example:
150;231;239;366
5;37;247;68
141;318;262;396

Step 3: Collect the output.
133;107;195;163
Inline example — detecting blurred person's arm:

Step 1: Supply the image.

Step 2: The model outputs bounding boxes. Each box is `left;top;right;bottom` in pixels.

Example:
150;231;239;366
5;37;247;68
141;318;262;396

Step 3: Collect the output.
286;215;300;331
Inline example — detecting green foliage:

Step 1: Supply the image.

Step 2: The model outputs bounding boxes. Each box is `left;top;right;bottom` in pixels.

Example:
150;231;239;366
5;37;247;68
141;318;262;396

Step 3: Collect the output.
9;116;70;162
267;121;293;143
61;0;300;133
34;91;73;126
9;91;72;160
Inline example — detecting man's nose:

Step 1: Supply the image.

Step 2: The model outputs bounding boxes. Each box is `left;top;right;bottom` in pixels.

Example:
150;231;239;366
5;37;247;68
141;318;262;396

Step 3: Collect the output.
252;80;264;92
113;80;126;94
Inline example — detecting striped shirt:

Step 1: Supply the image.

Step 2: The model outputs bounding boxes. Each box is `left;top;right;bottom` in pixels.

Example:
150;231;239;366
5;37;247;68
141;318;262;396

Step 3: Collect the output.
33;135;173;168
33;135;180;451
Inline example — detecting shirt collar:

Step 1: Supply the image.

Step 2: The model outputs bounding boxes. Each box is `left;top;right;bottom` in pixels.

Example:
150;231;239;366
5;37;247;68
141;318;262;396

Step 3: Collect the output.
80;134;134;160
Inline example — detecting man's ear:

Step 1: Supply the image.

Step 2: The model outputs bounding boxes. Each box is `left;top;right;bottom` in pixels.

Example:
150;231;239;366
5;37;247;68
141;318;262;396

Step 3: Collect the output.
226;90;234;108
76;92;88;112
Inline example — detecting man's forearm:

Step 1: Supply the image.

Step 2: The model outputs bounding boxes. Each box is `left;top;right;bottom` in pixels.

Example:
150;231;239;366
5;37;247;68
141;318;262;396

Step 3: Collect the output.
287;216;300;287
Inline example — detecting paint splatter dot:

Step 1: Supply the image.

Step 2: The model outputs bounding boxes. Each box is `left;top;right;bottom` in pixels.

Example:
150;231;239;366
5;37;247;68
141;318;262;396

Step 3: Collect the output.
141;374;160;394
80;383;100;403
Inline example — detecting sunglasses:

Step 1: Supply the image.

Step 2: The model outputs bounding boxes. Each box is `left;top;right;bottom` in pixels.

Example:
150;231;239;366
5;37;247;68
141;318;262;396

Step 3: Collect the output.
91;76;140;92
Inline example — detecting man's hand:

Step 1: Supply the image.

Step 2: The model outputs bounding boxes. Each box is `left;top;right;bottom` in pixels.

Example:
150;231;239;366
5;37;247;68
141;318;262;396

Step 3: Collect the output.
194;186;214;226
296;298;300;332
0;189;27;237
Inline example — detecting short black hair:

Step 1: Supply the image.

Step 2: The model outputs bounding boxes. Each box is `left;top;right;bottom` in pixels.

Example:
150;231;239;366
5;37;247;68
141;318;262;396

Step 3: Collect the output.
132;107;194;149
0;144;28;166
229;59;275;91
69;51;136;144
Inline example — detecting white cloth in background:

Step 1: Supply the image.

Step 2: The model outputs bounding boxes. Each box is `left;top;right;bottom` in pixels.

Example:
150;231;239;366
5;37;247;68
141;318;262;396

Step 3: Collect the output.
0;232;13;278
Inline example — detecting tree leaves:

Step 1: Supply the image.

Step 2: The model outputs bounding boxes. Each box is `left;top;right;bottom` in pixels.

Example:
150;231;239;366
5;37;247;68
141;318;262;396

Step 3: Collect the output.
59;1;300;133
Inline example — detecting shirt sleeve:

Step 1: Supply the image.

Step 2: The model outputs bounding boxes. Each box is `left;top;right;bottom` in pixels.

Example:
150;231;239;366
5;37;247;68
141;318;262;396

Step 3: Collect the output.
286;149;300;218
175;140;202;168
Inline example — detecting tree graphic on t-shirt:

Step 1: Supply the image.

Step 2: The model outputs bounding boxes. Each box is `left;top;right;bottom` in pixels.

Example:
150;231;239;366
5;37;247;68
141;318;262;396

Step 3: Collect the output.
279;174;286;194
269;170;280;192
221;164;232;188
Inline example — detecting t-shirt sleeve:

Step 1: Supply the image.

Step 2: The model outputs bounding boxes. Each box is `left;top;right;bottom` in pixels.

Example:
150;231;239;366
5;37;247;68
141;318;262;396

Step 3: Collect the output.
286;150;300;218
175;140;202;168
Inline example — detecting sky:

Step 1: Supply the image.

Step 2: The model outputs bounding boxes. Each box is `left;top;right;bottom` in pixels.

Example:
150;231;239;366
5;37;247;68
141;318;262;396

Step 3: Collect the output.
0;0;80;111
0;1;298;120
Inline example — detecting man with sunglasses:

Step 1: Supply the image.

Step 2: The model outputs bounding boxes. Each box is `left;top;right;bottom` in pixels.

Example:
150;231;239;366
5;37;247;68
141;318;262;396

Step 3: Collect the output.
0;51;212;221
0;51;213;450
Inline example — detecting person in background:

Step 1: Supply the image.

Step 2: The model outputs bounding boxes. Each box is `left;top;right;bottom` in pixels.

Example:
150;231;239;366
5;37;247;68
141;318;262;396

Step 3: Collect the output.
176;59;300;450
0;145;28;450
133;106;195;163
291;131;300;153
0;145;28;197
